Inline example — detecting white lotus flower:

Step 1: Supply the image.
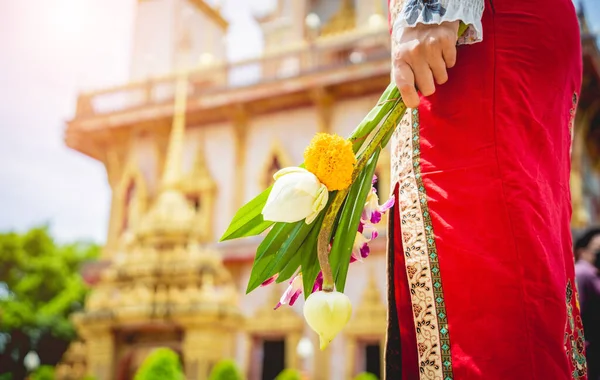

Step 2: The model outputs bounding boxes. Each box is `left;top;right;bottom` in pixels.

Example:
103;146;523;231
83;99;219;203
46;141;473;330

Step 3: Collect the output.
303;290;352;350
262;167;329;225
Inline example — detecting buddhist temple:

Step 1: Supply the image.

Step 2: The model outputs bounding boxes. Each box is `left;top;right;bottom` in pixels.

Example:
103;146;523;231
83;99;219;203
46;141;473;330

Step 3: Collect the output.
57;1;600;379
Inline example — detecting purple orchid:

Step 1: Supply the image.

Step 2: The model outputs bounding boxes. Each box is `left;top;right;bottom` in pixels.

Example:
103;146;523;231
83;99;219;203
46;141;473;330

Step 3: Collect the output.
274;274;303;310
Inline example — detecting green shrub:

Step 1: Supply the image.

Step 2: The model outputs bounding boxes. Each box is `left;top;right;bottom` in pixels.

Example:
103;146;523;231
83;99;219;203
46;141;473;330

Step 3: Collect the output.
275;369;302;380
133;348;183;380
208;359;243;380
353;372;379;380
30;366;55;380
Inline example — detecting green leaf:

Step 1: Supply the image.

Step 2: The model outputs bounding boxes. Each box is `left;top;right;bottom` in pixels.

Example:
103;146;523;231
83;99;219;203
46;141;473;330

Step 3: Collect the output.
381;102;407;147
246;219;314;293
299;214;325;299
220;186;274;242
257;221;314;287
246;221;297;293
330;148;381;292
274;220;317;284
349;83;399;153
276;250;302;284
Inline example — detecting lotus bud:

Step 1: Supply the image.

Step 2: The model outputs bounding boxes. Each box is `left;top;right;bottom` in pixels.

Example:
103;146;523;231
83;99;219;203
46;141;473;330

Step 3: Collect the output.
303;290;352;350
262;167;329;225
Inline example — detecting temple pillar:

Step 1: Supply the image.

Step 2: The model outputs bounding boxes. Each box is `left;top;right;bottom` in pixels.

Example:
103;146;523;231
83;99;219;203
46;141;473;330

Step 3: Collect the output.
285;332;301;370
80;324;114;380
344;338;357;380
232;105;248;209
310;87;334;134
313;340;331;380
182;326;235;379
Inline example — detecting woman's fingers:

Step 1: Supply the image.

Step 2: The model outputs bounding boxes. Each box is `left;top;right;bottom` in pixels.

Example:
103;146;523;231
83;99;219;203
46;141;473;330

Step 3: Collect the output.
412;57;436;96
394;61;420;108
429;55;449;85
391;21;460;107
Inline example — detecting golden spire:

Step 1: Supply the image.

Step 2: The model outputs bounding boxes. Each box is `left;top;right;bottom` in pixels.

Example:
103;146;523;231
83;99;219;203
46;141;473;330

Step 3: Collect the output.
137;73;196;241
360;269;383;306
162;74;188;188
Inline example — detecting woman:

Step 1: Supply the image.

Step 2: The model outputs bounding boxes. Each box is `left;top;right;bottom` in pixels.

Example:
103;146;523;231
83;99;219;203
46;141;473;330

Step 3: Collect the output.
385;0;586;379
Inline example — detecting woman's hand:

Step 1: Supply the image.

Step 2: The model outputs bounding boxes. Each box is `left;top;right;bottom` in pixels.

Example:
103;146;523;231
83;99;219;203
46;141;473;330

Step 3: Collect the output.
392;20;460;108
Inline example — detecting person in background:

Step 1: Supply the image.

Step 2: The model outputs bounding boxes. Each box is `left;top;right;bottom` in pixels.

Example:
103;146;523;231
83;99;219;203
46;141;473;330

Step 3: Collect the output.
575;228;600;380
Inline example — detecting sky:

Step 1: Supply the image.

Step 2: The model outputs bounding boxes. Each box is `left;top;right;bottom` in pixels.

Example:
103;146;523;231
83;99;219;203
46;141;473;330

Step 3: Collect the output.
0;0;599;244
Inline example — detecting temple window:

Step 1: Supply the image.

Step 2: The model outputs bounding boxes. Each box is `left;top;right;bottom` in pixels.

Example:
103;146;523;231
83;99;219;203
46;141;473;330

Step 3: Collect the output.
265;156;282;188
360;340;382;378
261;140;292;189
186;193;201;213
260;338;286;380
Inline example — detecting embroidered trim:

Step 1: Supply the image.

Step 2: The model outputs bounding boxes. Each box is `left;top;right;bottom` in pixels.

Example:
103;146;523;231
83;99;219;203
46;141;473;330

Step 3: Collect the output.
392;109;453;380
564;280;587;379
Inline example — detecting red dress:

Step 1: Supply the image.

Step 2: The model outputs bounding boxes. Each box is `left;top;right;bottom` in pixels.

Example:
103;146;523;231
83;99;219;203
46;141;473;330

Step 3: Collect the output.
385;0;586;379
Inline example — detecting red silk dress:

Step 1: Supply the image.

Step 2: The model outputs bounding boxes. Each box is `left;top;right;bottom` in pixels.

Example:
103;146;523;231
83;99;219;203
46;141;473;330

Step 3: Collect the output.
385;0;586;379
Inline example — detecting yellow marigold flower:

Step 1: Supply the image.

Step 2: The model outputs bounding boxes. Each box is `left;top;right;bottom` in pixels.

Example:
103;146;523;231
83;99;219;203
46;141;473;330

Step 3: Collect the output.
304;133;356;191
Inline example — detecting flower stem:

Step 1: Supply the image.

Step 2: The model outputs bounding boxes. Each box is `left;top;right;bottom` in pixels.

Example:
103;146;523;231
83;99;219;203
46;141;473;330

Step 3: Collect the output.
353;99;406;179
317;188;349;292
348;83;400;153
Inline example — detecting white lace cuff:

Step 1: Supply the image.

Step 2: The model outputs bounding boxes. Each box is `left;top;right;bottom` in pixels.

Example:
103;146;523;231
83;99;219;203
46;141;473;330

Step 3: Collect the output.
390;0;484;45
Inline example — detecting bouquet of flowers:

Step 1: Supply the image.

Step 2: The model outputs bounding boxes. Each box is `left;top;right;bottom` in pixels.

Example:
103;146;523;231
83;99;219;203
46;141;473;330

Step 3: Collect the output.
220;22;466;351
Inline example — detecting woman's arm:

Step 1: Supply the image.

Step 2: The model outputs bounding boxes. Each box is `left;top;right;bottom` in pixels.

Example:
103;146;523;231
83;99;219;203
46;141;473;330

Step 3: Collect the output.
388;0;484;107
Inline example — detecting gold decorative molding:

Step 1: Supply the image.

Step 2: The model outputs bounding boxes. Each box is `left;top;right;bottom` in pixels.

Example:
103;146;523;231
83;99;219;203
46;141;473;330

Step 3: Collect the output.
55;341;88;380
179;141;218;242
71;321;114;380
321;0;356;37
111;157;149;247
259;139;294;189
245;287;303;334
182;327;237;379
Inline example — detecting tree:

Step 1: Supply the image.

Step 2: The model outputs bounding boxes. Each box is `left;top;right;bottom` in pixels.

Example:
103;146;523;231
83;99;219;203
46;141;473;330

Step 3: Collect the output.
353;372;379;380
208;359;244;380
30;365;55;380
275;369;302;380
0;226;100;380
133;348;183;380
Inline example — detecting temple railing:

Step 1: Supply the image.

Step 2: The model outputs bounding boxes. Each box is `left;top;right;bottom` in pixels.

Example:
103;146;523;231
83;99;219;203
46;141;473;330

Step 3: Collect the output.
74;28;391;119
